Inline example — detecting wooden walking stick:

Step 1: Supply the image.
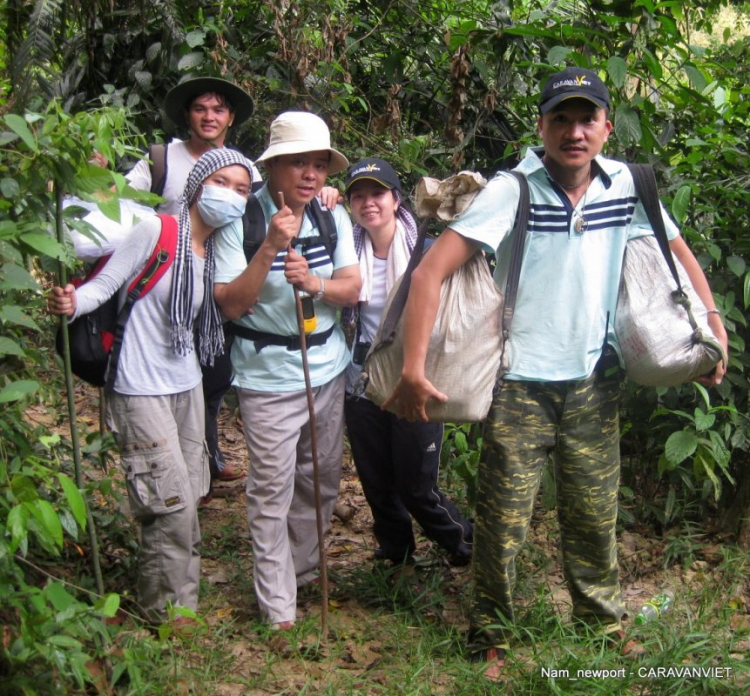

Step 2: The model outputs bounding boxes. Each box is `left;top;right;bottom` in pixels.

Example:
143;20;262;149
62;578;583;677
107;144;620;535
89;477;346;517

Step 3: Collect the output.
282;192;329;637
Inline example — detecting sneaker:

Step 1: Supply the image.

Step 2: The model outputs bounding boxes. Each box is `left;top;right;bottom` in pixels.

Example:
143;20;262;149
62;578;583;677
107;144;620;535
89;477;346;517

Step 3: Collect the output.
216;464;245;482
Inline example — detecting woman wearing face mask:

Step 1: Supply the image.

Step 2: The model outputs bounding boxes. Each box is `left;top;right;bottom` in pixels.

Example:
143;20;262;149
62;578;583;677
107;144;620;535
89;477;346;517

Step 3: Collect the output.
343;158;473;567
49;148;253;623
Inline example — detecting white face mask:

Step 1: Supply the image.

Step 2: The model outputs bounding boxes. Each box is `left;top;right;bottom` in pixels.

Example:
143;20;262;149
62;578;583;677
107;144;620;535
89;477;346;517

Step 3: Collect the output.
196;184;247;228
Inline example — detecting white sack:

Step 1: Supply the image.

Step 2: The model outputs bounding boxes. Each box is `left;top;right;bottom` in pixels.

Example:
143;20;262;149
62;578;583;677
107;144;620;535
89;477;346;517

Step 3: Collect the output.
364;251;504;422
414;171;487;222
615;235;724;387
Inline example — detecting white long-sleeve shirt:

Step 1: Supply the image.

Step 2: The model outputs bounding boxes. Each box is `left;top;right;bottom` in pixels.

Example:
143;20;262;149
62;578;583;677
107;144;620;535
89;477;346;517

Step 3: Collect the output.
73;216;205;396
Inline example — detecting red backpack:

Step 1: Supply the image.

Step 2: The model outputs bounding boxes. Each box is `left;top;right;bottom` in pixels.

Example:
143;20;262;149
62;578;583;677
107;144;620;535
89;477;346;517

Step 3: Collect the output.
56;214;178;390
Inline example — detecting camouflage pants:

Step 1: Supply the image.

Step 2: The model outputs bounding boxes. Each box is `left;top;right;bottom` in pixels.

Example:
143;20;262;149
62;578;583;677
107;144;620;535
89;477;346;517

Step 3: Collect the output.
469;372;625;651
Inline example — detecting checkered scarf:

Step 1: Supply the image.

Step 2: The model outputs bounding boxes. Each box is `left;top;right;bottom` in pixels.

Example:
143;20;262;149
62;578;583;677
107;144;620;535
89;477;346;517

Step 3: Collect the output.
170;148;254;365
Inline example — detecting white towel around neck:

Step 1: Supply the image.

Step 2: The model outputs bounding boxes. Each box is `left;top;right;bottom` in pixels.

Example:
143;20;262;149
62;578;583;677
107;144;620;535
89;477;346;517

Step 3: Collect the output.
358;218;412;304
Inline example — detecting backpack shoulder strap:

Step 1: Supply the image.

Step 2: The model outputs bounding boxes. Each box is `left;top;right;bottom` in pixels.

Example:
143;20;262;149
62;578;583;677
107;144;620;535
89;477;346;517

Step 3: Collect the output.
240;195;338;264
148;142;169;197
242;193;267;263
626;163;682;291
126;214;178;297
375;218;431;342
105;215;178;391
501;171;530;338
304;198;338;260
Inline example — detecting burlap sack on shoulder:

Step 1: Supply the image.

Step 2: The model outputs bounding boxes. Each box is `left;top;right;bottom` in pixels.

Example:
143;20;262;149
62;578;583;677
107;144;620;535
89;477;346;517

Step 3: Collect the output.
615;234;724;387
363;251;504;422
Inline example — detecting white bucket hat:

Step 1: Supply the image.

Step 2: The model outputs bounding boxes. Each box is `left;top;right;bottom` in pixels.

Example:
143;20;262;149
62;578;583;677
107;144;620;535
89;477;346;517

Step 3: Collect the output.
255;111;349;174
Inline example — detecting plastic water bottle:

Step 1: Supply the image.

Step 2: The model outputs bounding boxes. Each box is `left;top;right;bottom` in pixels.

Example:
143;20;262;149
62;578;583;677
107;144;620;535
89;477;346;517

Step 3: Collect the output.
635;590;675;625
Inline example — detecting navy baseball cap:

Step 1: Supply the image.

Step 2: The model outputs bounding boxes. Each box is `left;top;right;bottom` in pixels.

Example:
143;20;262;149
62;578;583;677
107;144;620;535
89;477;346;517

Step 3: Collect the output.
345;158;402;194
539;68;610;115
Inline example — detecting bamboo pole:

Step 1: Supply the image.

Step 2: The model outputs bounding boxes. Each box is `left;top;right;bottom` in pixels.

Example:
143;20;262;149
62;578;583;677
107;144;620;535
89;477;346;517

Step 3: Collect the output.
53;180;105;596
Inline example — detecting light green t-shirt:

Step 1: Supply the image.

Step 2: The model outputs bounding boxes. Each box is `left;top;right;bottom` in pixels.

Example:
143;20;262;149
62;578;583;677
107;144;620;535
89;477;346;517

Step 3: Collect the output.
449;148;679;382
214;185;357;392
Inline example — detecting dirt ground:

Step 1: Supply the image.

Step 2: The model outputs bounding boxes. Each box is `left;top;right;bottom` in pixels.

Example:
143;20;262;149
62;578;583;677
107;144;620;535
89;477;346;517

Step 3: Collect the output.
44;383;750;693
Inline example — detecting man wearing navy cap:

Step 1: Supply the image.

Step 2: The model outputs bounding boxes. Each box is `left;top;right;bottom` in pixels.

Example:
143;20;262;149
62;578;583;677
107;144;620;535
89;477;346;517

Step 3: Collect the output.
384;67;727;679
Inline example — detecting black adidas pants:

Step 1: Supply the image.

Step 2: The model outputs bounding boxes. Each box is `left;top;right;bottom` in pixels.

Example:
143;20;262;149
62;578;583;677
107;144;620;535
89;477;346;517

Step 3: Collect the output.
344;394;472;561
201;348;234;491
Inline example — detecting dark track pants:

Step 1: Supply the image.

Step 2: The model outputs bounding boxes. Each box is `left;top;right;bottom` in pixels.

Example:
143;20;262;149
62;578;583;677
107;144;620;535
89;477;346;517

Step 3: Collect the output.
201;347;234;492
344;394;472;561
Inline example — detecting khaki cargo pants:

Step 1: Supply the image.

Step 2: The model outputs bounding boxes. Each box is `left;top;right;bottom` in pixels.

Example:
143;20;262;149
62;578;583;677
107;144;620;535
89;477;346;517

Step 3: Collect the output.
107;385;209;622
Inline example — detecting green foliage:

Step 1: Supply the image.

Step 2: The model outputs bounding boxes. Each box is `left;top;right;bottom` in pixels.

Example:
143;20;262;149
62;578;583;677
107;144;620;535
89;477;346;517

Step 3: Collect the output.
2;574;120;694
441;421;483;508
2;1;750;690
0;99;151;694
655;383;740;510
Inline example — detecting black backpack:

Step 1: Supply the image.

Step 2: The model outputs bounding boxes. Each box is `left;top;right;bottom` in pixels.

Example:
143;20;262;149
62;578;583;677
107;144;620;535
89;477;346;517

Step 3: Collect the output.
147;142;264;197
148;143;169;197
56;214;178;390
241;194;337;263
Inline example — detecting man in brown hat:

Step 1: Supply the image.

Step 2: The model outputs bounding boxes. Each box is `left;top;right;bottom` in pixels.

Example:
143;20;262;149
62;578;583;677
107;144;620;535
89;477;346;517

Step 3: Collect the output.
126;77;261;214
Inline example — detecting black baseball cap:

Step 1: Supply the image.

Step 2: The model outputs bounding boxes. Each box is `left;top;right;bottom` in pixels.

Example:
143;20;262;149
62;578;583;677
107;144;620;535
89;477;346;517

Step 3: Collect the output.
345;158;402;194
539;68;610;115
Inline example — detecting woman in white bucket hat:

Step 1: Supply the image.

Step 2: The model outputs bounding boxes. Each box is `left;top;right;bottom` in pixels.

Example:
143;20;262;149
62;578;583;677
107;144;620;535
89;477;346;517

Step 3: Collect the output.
214;111;361;629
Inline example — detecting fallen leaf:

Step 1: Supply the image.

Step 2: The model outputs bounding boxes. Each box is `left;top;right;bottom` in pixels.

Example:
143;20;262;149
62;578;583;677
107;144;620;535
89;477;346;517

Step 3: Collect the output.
208;569;229;585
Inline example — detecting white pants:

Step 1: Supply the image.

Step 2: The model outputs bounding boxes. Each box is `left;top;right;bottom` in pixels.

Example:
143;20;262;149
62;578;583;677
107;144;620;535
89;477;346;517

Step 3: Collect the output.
107;385;209;621
238;373;344;624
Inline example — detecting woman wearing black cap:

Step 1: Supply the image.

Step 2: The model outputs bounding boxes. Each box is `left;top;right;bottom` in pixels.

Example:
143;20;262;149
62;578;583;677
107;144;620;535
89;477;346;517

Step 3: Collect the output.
343;158;473;566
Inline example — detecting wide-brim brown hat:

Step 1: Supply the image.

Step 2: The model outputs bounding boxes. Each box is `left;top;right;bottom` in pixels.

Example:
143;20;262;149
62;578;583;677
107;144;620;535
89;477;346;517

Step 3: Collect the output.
164;77;255;128
255;111;348;175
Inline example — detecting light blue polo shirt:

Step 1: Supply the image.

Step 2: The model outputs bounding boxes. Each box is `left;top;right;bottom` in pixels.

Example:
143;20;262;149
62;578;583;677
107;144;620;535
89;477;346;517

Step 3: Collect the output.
449;147;679;382
214;185;357;392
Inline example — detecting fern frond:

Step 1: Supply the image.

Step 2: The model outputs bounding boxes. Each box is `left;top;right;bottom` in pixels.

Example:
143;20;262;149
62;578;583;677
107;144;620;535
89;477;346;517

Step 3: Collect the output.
11;0;66;104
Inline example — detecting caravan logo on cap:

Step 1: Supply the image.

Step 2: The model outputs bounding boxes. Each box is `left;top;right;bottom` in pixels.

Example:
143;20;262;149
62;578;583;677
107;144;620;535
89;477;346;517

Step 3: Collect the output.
351;162;382;177
539;67;611;115
555;74;592;89
345;157;402;193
